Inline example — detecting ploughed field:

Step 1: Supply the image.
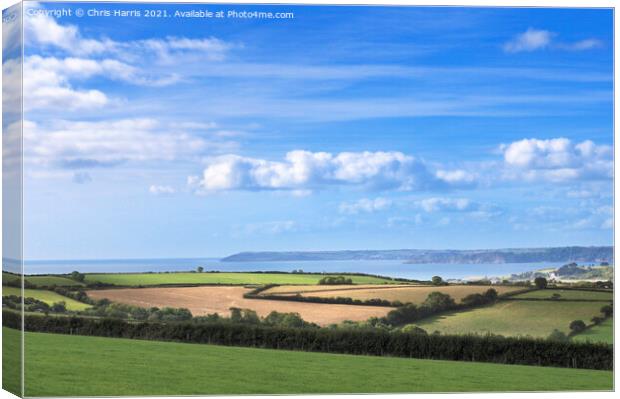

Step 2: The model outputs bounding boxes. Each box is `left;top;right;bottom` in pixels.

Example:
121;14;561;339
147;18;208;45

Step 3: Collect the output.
82;272;397;286
4;327;612;396
2;286;90;311
87;286;393;325
261;284;525;304
409;300;610;339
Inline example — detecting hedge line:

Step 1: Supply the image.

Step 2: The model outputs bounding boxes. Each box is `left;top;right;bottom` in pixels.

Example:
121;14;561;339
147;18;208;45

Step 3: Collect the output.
3;311;611;370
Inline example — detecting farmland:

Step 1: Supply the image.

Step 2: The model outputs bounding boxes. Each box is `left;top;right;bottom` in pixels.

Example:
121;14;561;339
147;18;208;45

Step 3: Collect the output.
87;286;393;325
4;327;611;396
410;300;608;339
3;272;83;287
83;272;397;286
512;289;613;301
263;284;525;304
573;318;614;345
2;287;90;311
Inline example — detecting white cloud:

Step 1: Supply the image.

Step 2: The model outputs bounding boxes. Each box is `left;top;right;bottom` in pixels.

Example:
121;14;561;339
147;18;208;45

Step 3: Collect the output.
2;58;22;115
24;12;234;62
560;39;603;51
504;28;603;53
504;28;553;53
417;197;472;213
435;169;476;185
500;138;612;182
339;197;392;214
149;185;176;195
24;119;236;170
189;150;453;194
25;13;115;56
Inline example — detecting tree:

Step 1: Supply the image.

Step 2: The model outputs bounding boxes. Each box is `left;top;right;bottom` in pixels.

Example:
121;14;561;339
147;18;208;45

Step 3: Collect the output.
70;271;85;282
534;277;548;289
600;304;613;317
483;288;498;301
431;276;443;286
197;266;204;273
569;320;586;334
423;292;456;311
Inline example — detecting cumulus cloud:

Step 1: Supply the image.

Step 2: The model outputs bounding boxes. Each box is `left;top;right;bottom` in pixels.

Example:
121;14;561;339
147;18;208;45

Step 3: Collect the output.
504;28;602;53
23;118;236;170
149;185;176;195
339;197;392;214
188;150;467;194
500;138;612;182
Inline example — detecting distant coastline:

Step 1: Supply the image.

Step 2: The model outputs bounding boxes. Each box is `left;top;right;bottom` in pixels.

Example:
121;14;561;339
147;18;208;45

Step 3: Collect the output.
221;246;613;264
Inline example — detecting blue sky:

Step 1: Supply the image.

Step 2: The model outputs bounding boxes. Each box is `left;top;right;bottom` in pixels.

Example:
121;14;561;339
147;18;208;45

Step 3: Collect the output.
11;2;613;259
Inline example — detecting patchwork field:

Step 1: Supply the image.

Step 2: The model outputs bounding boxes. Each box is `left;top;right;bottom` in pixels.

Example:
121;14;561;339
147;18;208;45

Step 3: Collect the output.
573;318;614;345
512;289;613;301
265;285;526;304
2;286;90;311
83;272;396;286
3;273;84;287
411;301;609;339
3;327;611;396
87;286;392;325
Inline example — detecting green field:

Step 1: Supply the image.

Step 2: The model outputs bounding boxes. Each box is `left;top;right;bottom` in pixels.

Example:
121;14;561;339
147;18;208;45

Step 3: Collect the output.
411;301;608;339
83;272;396;286
2;328;611;395
513;289;613;301
573;318;614;345
2;287;90;311
3;273;84;287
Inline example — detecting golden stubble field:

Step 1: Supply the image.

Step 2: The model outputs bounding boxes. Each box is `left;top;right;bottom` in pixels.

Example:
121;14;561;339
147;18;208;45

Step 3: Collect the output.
87;286;393;325
262;284;525;304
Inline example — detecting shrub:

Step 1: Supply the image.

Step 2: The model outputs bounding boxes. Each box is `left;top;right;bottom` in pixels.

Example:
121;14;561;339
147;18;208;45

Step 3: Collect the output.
318;276;353;285
569;320;587;334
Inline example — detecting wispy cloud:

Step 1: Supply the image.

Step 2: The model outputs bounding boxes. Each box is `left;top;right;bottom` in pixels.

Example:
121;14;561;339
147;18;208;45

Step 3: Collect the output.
504;27;603;53
339;197;392;214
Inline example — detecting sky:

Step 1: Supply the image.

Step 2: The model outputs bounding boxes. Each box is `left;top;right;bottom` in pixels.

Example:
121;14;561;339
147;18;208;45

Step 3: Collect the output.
5;2;614;260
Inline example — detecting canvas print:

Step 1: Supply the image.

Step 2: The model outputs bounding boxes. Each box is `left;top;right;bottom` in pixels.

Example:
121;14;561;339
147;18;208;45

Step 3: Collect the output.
2;1;614;396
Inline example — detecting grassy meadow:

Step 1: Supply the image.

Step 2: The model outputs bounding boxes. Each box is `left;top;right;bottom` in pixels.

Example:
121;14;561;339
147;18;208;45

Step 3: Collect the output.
2;286;90;311
3;273;84;287
411;300;608;339
513;289;613;301
82;272;396;286
3;327;611;395
573;318;614;345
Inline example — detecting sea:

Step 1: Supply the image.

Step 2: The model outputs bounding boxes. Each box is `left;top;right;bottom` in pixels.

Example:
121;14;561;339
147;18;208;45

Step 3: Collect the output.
7;258;564;281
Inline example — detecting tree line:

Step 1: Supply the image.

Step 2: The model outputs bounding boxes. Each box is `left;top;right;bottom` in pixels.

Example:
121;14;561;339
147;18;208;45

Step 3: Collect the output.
3;311;611;371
